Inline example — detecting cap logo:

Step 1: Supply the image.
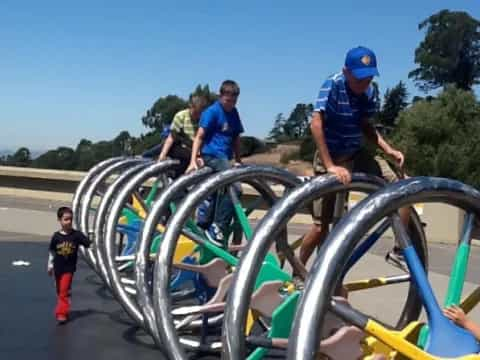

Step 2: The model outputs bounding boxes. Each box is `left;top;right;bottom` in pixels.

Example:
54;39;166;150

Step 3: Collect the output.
361;55;371;66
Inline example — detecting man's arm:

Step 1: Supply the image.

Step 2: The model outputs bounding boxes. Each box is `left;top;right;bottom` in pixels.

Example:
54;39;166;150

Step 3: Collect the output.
311;112;333;169
311;111;351;184
361;118;404;167
187;128;205;172
158;134;175;161
233;136;242;164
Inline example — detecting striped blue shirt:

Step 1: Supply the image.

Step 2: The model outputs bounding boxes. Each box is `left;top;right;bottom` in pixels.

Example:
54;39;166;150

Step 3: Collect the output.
314;73;377;156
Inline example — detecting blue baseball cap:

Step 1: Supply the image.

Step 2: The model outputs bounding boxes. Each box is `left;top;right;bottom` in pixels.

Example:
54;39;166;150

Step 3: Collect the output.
345;46;379;79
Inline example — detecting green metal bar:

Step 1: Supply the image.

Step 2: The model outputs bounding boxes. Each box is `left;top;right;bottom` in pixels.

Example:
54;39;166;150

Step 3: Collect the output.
418;213;475;347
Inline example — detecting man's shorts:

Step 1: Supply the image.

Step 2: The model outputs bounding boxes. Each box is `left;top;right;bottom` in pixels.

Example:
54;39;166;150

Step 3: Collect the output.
311;149;398;225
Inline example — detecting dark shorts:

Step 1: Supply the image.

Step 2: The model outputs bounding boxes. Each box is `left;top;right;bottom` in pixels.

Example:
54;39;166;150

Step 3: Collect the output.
311;149;398;225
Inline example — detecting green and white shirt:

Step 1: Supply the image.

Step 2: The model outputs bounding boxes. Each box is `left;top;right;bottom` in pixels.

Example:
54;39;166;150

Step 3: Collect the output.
171;109;198;141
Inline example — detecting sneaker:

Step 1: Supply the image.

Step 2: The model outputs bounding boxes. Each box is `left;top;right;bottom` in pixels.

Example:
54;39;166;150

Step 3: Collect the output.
206;223;224;247
385;247;408;272
56;315;67;324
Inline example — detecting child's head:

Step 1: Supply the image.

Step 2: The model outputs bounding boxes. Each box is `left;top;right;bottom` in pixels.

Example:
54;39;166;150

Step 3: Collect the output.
189;95;208;121
57;206;73;231
343;46;379;95
219;80;240;112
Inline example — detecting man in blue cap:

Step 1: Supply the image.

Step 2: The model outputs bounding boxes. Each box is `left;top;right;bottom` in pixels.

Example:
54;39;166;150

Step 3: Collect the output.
298;46;407;274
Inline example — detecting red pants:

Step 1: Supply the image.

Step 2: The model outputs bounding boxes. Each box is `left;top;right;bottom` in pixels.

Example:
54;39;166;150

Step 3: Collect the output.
55;272;73;318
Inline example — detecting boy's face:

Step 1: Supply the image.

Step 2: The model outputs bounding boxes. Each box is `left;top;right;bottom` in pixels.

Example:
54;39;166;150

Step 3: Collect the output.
219;90;239;112
343;68;373;95
59;212;73;231
190;104;205;122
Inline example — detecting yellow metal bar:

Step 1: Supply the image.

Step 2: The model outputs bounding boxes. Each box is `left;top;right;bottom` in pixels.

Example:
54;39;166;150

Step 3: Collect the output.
461;286;480;314
364;320;480;359
364;320;437;360
345;278;388;292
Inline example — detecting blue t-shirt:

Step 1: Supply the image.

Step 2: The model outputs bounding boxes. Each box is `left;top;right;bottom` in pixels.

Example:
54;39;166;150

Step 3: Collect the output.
200;101;244;160
314;73;377;156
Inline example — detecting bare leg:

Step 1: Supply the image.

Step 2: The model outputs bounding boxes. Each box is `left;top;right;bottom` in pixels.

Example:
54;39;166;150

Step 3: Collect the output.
300;223;329;265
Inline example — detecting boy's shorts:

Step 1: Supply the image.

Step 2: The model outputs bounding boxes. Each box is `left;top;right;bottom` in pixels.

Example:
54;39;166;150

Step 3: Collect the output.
311;149;398;225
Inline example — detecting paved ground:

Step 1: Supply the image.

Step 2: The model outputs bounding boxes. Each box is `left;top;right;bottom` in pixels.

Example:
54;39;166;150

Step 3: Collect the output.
2;195;480;359
1;231;167;360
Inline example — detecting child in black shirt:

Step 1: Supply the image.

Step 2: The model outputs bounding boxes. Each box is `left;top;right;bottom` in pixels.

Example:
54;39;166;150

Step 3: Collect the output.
48;207;90;323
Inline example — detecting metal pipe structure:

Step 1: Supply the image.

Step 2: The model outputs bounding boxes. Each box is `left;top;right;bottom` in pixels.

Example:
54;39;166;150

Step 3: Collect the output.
289;177;480;360
80;157;148;271
93;162;153;286
152;165;301;360
72;156;126;227
72;156;125;261
136;167;214;344
223;173;389;359
103;160;178;342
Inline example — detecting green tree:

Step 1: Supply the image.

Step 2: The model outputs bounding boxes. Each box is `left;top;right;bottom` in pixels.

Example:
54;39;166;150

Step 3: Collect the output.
283;103;313;139
376;81;409;127
393;86;480;187
409;9;480;91
7;147;32;167
75;139;96;171
112;131;133;155
56;147;76;169
190;84;217;106
142;95;188;131
267;113;287;142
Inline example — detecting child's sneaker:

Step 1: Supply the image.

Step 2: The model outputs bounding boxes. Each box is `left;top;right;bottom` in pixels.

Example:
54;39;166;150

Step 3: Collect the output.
56;315;67;324
206;223;224;247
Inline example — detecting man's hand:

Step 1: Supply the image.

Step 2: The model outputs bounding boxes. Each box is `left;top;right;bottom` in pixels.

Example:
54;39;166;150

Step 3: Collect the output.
386;148;405;168
327;165;351;185
48;268;53;277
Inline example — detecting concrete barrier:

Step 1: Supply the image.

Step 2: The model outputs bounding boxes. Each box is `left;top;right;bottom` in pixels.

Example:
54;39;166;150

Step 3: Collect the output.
0;165;471;244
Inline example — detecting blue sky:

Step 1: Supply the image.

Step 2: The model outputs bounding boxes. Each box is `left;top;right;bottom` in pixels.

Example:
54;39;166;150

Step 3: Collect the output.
0;1;478;151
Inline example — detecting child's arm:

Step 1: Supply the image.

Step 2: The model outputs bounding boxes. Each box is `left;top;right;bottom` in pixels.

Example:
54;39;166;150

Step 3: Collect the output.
47;251;54;276
78;231;91;248
360;118;404;168
444;305;480;340
311;111;351;184
187;128;205;173
158;133;175;162
48;236;55;276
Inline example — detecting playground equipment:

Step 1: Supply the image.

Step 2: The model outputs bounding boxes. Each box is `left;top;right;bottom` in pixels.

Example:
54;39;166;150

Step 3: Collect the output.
70;156;480;359
289;177;480;359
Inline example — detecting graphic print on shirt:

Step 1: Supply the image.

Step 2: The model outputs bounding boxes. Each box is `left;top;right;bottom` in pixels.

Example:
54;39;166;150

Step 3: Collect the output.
56;241;76;258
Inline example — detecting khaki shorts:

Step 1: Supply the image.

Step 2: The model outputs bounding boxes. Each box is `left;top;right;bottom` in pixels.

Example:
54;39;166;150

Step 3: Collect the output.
311;149;398;225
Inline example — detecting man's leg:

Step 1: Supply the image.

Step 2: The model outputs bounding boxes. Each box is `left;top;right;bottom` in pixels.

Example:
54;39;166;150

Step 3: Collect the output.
300;223;329;265
299;151;338;266
354;152;409;267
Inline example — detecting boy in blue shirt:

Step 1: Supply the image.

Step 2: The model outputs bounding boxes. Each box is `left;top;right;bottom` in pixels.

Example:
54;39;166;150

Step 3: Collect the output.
300;46;408;270
187;80;244;245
